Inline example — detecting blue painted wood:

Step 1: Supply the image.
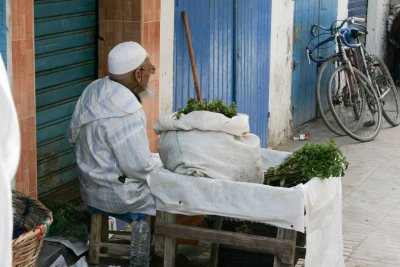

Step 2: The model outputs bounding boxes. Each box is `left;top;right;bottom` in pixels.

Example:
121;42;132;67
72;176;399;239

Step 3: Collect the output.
35;30;96;55
37;137;71;161
37;100;78;126
235;0;271;146
319;0;339;60
348;0;367;9
37;151;75;178
0;0;6;64
291;0;338;127
36;118;71;145
35;14;97;37
348;8;368;18
35;0;97;18
174;0;234;108
37;166;78;195
36;46;96;72
34;0;97;197
36;62;96;91
348;0;368;18
173;0;270;146
36;79;92;108
291;0;319;127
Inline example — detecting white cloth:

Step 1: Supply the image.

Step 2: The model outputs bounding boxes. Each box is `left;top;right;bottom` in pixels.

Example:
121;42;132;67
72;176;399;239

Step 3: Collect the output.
149;168;305;231
108;41;147;75
148;149;344;265
67;77;162;215
0;56;21;267
154;111;250;136
154;111;264;183
304;177;344;267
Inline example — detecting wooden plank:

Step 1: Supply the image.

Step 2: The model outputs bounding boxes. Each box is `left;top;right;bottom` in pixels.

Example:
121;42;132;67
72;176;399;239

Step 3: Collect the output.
108;230;130;236
273;228;297;267
101;215;109;242
156;223;295;264
295;246;306;261
209;216;223;267
89;214;102;265
154;211;167;257
163;213;176;267
99;242;130;251
99;253;130;260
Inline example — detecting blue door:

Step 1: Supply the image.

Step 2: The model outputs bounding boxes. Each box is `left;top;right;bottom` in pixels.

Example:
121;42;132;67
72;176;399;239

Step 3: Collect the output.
291;0;338;127
173;0;271;147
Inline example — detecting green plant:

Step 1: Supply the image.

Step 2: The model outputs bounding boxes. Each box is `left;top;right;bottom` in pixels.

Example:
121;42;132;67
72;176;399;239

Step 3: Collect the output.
176;98;237;119
264;139;349;187
48;201;91;242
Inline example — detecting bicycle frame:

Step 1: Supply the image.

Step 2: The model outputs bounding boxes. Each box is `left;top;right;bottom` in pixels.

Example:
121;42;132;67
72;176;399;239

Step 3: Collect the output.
351;44;392;100
308;17;392;141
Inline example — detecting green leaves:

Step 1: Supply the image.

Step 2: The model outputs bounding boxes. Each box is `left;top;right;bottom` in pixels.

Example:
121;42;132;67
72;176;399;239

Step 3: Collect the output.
176;98;237;119
48;201;91;242
264;139;349;187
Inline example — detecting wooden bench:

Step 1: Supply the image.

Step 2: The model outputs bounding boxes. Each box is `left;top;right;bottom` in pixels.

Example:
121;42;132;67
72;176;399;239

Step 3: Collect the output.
155;211;306;267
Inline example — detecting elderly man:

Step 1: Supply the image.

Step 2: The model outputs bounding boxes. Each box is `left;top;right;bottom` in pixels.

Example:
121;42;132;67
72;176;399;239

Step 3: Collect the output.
67;41;162;216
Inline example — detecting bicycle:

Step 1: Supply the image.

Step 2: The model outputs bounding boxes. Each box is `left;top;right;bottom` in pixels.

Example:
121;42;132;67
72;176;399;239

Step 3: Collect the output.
307;18;383;142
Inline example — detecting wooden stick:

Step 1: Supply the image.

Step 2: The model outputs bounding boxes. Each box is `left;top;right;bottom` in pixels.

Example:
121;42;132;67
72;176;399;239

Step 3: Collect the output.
182;11;202;103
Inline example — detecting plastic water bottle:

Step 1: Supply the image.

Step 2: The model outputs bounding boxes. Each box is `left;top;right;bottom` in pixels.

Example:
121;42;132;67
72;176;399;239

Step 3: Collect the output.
130;215;150;267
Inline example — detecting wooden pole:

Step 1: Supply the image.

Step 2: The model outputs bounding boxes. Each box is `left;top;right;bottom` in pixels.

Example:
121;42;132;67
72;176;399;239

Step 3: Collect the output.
182;11;202;103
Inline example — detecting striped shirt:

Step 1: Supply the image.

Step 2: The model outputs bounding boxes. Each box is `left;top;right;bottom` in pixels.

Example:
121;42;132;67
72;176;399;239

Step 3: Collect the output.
67;77;161;215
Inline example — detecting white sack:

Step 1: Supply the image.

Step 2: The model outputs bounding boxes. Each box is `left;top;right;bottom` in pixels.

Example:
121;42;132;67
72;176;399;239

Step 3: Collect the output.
154;111;263;183
304;177;345;267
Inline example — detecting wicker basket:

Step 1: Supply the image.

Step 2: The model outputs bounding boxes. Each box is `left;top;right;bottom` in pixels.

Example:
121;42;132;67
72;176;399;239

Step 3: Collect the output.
12;190;53;267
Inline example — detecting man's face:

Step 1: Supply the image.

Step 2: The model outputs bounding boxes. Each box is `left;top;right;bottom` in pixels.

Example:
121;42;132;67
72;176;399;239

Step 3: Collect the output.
137;57;155;93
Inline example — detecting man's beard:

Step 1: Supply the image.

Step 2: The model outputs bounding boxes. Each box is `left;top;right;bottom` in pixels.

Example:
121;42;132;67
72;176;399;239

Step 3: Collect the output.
138;86;155;100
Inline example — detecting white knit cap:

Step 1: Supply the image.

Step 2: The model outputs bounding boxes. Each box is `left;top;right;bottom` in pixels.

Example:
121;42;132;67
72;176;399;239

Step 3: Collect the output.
108;41;148;75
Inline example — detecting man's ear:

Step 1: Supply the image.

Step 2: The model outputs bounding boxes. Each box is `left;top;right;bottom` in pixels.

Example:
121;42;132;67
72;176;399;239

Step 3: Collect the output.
133;69;141;83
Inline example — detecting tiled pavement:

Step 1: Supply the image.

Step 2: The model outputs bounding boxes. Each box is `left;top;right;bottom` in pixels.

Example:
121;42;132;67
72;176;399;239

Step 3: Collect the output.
277;118;400;267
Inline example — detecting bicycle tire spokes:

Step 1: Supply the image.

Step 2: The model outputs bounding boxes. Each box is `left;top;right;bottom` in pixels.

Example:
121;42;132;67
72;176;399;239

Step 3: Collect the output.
316;56;346;136
327;66;382;142
366;55;400;126
328;68;363;131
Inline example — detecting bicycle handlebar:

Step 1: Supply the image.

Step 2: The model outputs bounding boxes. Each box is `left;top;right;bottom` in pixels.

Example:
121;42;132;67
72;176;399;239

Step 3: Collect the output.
310;17;367;36
339;28;366;48
307;17;368;63
306;35;335;63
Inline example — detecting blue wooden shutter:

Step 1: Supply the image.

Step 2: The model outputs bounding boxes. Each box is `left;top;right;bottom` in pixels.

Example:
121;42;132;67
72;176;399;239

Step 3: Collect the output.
34;0;98;197
173;0;271;146
291;0;338;127
173;0;235;108
235;0;271;146
291;0;319;127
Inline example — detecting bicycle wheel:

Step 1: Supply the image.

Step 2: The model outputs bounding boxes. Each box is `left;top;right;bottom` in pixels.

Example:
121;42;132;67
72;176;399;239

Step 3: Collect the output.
366;54;400;126
327;66;382;142
316;55;346;135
